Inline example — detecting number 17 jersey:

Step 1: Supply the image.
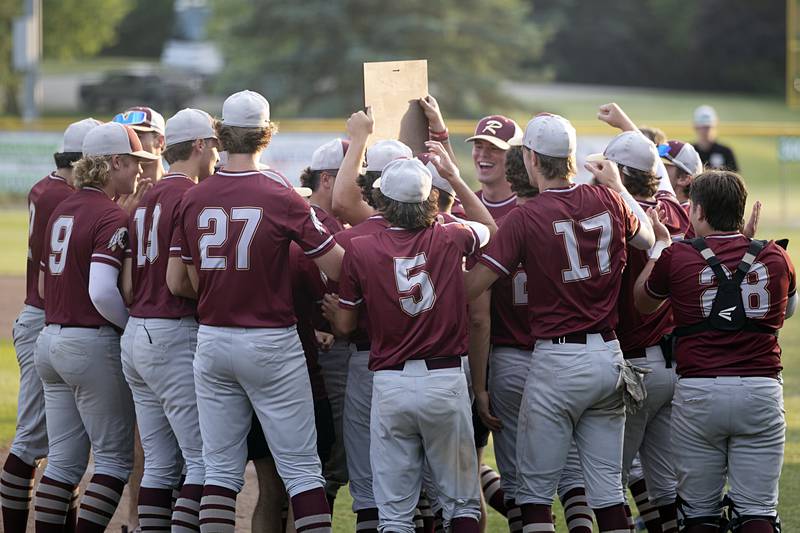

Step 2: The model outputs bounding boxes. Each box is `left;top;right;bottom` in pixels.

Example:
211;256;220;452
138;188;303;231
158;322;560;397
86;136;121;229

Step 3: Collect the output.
177;169;335;328
479;184;640;339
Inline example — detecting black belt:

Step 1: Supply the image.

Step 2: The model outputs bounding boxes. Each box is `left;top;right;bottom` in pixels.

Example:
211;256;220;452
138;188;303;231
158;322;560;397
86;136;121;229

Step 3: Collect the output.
623;347;646;359
57;325;101;329
681;373;780;380
548;331;617;345
354;342;371;352
381;355;462;372
494;344;533;351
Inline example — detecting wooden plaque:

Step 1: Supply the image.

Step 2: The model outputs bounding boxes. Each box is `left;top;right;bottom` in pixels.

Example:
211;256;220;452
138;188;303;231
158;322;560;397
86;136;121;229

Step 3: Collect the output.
363;59;429;154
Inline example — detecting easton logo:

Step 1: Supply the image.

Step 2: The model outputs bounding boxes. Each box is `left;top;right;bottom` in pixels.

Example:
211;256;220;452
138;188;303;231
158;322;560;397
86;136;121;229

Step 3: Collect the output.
482;120;503;135
718;306;737;322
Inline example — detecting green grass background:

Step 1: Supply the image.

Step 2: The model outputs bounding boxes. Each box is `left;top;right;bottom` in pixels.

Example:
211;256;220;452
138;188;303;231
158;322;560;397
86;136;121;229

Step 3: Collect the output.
0;88;798;531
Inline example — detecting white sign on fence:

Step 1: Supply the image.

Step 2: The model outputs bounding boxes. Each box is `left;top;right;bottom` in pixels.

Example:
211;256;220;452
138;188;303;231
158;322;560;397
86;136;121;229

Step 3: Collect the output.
779;136;800;162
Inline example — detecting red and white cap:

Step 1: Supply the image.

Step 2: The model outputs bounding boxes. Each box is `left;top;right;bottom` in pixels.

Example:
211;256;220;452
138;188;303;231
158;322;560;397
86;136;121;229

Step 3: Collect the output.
365;140;413;172
589;131;659;174
166;108;217;147
523;113;576;158
662;140;703;177
222;90;270;128
416;152;454;197
61;118;102;153
82;122;160;160
373;158;432;203
693;105;718;127
466;115;523;150
113;106;165;135
310;138;350;171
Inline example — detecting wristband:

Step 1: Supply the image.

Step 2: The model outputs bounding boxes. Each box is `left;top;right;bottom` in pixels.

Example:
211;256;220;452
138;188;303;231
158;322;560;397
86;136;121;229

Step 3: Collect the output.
648;240;670;261
429;128;449;142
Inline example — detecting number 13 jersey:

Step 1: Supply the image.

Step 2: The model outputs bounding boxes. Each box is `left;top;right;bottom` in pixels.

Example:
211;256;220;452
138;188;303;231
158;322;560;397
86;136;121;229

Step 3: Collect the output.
479;183;640;339
176;169;335;328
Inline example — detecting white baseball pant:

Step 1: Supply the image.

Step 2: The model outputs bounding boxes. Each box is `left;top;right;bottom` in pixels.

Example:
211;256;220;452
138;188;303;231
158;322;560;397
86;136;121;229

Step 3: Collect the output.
34;325;135;484
121;316;204;488
370;360;481;533
10;305;48;465
516;334;626;509
672;376;784;519
317;339;350;496
343;348;375;511
621;345;677;507
193;325;325;495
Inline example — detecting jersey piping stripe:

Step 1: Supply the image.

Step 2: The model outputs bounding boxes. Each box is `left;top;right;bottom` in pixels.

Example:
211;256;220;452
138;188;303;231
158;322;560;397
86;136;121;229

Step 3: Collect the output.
644;280;668;300
541;184;579;194
169;246;181;252
48;172;66;182
480;194;517;207
91;253;122;266
339;297;363;307
481;253;510;275
83;186;104;194
303;235;334;256
705;233;743;239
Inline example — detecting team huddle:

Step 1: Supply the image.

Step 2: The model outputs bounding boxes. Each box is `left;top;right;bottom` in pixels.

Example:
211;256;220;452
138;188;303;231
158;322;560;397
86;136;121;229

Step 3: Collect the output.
0;88;796;533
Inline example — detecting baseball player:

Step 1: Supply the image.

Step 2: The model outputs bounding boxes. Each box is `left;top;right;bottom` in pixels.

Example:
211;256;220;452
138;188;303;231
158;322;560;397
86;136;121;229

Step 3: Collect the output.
635;170;796;533
0;118;100;533
113;106;167;183
691;105;738;171
660;140;704;211
299;138;351;507
469;144;594;533
466;112;656;532
173;90;343;533
119;108;219;533
334;157;495;533
31;122;158;532
591;103;691;533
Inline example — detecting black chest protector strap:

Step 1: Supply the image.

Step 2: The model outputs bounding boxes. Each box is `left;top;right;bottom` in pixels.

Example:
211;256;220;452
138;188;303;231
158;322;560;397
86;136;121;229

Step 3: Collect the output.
673;237;778;338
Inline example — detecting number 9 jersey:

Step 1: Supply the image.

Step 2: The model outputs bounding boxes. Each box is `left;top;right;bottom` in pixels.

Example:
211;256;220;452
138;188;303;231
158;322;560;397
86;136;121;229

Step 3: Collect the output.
175;168;335;327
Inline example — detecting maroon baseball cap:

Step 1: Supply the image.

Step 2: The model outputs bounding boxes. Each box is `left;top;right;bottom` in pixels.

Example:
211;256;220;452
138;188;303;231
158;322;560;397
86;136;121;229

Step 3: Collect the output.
466;115;523;150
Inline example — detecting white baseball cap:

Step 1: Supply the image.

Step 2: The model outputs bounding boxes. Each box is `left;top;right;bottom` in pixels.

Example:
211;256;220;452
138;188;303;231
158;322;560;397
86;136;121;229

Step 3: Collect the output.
310;138;350;171
113;107;165;136
82;122;160;160
693;105;718;127
373;158;432;203
222;90;270;128
166;108;217;147
523;113;576;158
662;140;703;177
365;140;413;172
61;118;102;153
416;153;454;196
589;131;659;174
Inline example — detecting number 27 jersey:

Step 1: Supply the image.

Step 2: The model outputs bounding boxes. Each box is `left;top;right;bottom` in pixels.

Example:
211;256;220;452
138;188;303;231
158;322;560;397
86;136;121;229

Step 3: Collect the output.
479;184;640;339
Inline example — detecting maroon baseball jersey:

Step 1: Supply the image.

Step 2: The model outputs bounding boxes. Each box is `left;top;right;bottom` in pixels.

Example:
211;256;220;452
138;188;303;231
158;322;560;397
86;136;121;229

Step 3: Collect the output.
617;192;689;354
333;215;391;346
451;198;468;219
25;173;75;308
177;169;335;327
479;184;640;339
645;234;795;377
42;187;129;327
127;173;196;318
311;204;344;235
476;189;517;220
290;243;327;400
488;213;532;348
339;221;480;370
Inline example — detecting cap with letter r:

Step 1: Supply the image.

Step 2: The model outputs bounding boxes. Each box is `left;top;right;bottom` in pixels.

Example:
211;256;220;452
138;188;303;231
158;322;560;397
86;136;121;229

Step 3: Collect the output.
693;105;718;127
222;90;271;128
373;158;432;203
365;140;413;172
466;115;523;150
82;122;160;160
522;112;576;158
61;118;102;153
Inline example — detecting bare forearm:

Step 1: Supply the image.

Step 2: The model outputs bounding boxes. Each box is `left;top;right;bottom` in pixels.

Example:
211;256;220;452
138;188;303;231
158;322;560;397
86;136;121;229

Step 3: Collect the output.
331;136;373;225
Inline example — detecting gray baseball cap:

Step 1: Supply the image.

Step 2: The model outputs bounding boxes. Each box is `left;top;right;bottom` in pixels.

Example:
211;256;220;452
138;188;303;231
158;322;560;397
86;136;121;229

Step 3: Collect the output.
589;131;659;174
522;113;576;158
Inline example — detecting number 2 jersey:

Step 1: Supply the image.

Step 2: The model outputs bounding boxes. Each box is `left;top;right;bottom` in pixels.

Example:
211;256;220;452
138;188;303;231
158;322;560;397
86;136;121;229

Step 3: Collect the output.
479;183;640;339
338;221;482;371
176;169;335;327
645;234;796;377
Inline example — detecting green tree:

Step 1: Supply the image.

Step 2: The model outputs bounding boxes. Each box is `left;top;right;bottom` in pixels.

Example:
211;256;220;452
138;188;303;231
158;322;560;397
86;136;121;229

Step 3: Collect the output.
0;0;133;113
211;0;546;117
101;0;175;58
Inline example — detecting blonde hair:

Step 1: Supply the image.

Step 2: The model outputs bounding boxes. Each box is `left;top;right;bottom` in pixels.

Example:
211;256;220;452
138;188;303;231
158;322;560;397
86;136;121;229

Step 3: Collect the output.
73;155;113;189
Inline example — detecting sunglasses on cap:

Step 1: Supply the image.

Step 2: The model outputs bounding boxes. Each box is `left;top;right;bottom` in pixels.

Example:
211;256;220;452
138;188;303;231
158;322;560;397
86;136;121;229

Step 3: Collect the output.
657;143;671;157
113;111;149;126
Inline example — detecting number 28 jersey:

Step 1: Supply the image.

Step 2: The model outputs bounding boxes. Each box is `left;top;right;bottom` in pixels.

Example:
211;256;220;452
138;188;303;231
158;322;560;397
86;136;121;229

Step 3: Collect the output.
479;184;640;339
338;222;481;371
177;169;335;328
645;234;795;377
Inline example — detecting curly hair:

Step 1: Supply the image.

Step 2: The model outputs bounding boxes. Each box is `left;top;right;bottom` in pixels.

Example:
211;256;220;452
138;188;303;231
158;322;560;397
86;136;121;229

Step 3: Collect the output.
619;164;659;198
215;121;278;154
505;146;538;198
357;170;382;208
299;167;325;191
72;155;113;189
373;189;438;230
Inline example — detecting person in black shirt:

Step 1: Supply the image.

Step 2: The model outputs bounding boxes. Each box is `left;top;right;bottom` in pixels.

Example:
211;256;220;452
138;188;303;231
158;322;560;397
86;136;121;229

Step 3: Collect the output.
692;105;739;171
